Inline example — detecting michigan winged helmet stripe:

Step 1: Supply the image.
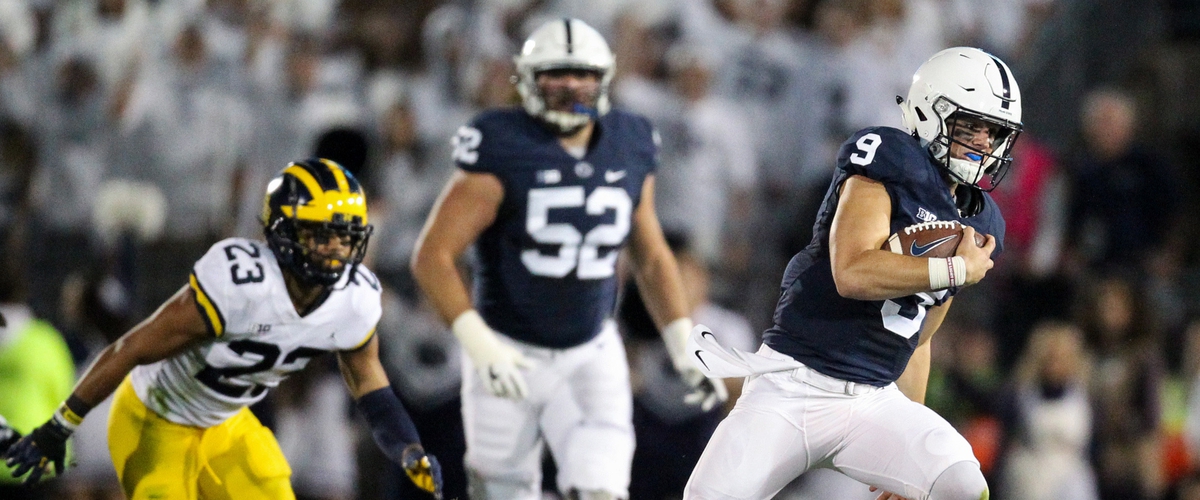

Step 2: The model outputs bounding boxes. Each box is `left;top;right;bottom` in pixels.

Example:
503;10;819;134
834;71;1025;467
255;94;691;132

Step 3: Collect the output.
275;160;368;225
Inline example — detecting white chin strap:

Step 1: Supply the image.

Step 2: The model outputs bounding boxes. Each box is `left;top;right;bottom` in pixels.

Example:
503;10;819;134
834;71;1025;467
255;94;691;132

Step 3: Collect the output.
947;157;985;185
540;109;592;135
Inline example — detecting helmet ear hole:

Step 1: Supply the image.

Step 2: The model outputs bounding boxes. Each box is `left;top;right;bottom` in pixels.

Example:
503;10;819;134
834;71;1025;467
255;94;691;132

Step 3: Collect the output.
915;107;928;122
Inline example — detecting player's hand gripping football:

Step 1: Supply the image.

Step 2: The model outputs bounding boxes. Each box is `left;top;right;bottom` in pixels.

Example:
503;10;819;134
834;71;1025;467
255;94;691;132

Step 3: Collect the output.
4;415;72;484
453;310;535;400
663;319;729;411
955;226;996;287
401;444;444;499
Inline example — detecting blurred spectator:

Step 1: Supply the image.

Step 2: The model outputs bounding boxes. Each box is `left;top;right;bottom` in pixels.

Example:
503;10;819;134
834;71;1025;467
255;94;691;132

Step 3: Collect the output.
363;83;450;295
622;242;755;499
1066;87;1181;276
375;289;466;500
829;0;944;134
48;0;149;92
925;321;1006;479
999;320;1098;500
0;119;35;263
0;0;38;121
709;0;834;194
406;4;476;150
118;19;253;308
1081;275;1166;500
947;0;1058;60
56;272;132;500
25;54;110;324
0;264;75;499
988;134;1074;369
272;359;358;500
234;30;320;239
651;45;757;268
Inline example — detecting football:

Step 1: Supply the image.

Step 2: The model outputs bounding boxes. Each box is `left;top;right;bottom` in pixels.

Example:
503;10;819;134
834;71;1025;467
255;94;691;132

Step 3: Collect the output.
881;221;985;258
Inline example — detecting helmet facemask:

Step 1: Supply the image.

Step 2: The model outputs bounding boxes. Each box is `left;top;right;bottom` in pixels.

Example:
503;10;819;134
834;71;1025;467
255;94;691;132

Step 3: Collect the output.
924;98;1022;192
526;67;606;136
268;217;372;286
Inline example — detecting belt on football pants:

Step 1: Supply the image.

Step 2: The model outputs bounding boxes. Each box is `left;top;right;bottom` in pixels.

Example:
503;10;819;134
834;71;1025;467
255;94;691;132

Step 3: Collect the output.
787;364;884;396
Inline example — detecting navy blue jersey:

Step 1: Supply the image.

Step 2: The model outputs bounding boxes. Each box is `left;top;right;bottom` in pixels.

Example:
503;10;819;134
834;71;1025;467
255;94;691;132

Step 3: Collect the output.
762;127;1005;386
454;108;657;348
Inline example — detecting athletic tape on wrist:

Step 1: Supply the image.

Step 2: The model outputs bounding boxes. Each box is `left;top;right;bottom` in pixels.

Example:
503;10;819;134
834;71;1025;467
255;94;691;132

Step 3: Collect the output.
929;257;968;290
949;256;966;288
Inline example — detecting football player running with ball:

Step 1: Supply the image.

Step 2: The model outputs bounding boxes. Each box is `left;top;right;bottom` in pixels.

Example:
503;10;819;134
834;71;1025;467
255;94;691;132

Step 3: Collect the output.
412;18;725;500
684;48;1022;500
4;159;443;499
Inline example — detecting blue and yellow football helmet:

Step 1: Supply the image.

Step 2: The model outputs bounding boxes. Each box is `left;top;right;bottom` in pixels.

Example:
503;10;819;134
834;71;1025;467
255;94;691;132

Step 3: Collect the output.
262;158;372;286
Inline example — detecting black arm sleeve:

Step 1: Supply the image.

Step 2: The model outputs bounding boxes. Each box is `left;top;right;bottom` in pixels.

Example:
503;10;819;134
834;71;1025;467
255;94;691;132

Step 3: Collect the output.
356;387;421;464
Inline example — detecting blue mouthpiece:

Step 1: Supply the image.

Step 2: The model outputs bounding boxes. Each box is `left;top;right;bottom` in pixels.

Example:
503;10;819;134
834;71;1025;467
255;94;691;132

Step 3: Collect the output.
571;103;599;118
965;153;983;162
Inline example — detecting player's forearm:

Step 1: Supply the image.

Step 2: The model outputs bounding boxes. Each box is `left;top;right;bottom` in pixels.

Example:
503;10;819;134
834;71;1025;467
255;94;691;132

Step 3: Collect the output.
833;250;950;301
70;340;142;409
631;247;690;329
356;387;423;464
411;249;474;326
73;288;211;412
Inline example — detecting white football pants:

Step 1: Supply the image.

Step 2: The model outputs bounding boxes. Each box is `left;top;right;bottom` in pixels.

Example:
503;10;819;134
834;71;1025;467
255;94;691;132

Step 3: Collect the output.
462;322;635;499
684;345;979;500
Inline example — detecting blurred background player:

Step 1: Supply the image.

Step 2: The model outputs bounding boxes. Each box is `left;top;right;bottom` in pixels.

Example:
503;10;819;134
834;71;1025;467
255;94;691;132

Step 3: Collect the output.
0;265;76;500
412;17;725;500
3;159;442;499
685;47;1022;499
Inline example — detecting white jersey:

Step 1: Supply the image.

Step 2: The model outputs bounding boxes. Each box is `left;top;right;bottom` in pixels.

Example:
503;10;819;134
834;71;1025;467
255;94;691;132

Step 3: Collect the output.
130;237;382;427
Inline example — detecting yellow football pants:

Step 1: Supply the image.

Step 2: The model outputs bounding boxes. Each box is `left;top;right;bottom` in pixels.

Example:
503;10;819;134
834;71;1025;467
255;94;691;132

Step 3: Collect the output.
107;378;295;500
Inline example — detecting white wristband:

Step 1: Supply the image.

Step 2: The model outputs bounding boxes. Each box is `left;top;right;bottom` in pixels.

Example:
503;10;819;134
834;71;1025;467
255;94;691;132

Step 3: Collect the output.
928;257;968;290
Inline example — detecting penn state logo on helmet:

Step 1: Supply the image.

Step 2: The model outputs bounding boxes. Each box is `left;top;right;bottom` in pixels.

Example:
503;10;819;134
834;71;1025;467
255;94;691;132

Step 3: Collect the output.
513;18;614;135
261;158;373;286
898;47;1023;191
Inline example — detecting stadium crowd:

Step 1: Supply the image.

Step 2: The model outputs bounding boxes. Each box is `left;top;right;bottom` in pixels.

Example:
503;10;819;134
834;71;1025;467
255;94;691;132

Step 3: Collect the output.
1;0;1199;499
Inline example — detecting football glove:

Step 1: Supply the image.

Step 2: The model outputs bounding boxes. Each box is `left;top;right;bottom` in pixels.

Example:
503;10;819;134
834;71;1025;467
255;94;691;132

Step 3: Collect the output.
453;310;534;400
663;319;729;412
401;444;444;499
4;414;73;484
0;415;20;455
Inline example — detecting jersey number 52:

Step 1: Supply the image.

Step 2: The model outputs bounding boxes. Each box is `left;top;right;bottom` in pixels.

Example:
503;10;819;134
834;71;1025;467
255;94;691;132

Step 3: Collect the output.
522;186;631;279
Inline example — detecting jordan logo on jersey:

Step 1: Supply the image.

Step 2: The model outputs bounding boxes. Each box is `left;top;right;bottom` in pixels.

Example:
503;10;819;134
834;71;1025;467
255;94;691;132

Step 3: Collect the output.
916;207;937;222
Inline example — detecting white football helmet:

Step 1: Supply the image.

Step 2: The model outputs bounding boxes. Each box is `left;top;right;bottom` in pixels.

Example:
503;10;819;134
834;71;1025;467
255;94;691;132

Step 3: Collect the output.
513;18;614;135
899;47;1023;191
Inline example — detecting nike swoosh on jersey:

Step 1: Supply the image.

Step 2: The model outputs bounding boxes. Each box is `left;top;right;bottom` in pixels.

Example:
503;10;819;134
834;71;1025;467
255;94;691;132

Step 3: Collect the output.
694;350;710;370
909;235;958;257
605;170;627;183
